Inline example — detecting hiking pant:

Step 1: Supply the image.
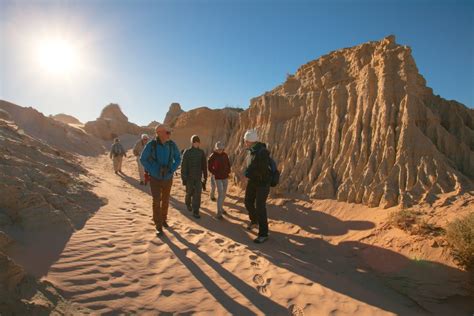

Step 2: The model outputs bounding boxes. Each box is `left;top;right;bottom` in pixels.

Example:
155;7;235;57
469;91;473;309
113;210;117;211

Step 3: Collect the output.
150;177;173;230
245;181;270;237
113;156;123;172
136;157;145;182
210;175;216;199
185;178;202;215
216;179;228;216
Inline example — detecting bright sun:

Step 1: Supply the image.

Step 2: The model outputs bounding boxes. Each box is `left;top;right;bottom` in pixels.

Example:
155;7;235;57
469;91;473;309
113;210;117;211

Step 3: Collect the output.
37;38;80;75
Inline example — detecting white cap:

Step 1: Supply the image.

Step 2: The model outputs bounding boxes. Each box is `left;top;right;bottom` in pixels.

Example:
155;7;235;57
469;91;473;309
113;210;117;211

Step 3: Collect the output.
141;133;149;140
243;129;259;142
215;141;225;150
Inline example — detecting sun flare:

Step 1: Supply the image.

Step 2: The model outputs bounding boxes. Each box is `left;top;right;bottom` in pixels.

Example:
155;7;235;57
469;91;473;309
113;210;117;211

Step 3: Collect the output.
36;38;80;75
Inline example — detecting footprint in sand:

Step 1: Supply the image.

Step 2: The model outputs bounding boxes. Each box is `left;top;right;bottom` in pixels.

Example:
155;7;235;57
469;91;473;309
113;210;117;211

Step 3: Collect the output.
288;304;305;316
161;289;174;297
252;274;265;286
257;285;272;297
214;238;225;245
188;229;204;235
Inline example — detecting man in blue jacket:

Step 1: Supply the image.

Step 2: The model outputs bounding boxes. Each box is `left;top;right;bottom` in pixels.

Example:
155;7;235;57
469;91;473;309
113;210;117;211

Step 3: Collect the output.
140;124;181;236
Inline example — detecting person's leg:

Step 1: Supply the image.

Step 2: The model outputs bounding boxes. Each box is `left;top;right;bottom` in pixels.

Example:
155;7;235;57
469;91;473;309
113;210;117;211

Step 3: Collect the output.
244;181;258;224
137;158;145;182
210;175;216;200
185;180;194;211
222;179;228;214
117;156;123;172
160;178;173;225
255;186;270;237
149;177;163;230
192;179;202;215
216;179;224;216
113;156;119;172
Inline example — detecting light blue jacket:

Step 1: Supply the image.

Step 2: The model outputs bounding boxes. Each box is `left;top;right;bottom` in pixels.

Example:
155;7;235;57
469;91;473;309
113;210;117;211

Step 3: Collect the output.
140;139;181;180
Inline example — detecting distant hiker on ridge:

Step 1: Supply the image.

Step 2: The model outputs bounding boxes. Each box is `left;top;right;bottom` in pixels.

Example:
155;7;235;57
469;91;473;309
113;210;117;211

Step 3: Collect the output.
140;124;181;236
243;129;278;244
110;138;127;175
181;135;207;219
208;141;231;219
133;133;149;185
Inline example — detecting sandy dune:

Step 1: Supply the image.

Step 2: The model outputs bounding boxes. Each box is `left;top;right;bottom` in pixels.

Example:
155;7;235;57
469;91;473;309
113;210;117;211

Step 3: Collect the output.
32;154;469;315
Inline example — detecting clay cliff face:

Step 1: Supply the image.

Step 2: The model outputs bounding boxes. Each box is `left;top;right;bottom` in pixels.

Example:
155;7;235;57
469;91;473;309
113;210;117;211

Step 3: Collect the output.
84;103;153;141
166;105;240;153
225;36;473;208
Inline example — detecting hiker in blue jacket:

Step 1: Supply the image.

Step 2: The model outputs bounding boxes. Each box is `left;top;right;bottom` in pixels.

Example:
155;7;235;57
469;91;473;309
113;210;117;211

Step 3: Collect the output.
140;124;181;236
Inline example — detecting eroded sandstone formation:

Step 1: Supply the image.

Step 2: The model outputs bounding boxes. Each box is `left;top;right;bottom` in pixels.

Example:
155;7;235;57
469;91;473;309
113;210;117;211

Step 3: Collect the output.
50;113;82;125
84;103;153;141
164;102;185;126
165;105;241;153
225;35;473;208
0;100;104;156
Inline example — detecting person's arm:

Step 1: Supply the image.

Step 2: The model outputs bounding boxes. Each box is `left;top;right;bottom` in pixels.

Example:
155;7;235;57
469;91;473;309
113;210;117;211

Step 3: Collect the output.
171;142;181;173
208;154;214;174
140;142;153;172
132;141;140;156
181;150;188;182
201;150;208;181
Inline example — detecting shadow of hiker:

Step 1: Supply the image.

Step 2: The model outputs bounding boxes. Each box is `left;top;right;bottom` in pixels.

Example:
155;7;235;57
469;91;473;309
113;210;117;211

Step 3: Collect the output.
168;196;473;315
160;231;258;315
118;172;151;195
165;228;288;315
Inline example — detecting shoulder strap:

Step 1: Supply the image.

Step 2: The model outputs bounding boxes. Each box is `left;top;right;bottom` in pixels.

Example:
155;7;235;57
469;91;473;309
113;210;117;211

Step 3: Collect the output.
167;141;174;168
149;140;158;162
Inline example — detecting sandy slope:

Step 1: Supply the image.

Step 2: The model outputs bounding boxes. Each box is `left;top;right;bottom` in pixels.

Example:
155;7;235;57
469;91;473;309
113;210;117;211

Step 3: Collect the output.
42;154;471;315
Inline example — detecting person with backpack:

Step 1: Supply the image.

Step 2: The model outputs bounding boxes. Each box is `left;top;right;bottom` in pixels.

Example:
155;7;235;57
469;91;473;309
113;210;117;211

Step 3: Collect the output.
243;129;279;244
110;138;127;175
208;141;231;219
133;134;149;185
181;135;207;219
140;124;181;236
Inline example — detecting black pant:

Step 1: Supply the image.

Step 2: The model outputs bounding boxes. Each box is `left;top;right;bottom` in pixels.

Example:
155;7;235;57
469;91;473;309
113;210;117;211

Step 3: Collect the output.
185;178;202;214
244;181;270;237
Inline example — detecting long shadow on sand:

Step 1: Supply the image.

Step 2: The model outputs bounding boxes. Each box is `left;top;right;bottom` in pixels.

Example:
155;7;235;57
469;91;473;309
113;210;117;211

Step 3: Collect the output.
4;189;106;278
162;229;287;315
169;196;473;315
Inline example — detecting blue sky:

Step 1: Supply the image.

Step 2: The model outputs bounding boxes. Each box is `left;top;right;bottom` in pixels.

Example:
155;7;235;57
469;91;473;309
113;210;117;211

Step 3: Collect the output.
1;0;473;125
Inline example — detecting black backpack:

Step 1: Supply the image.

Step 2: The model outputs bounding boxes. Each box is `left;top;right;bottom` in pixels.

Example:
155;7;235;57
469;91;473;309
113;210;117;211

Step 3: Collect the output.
258;147;280;187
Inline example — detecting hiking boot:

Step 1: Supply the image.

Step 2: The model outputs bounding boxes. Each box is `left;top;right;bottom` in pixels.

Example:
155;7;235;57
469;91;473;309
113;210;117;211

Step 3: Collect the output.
222;210;227;215
186;204;192;212
246;222;258;231
193;213;201;219
163;221;169;228
211;196;216;202
115;171;119;175
253;236;268;244
156;228;163;236
216;214;223;220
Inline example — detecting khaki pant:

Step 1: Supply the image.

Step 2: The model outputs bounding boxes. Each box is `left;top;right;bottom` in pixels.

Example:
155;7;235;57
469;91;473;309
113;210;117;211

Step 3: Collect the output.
136;157;145;182
150;177;173;230
113;156;123;172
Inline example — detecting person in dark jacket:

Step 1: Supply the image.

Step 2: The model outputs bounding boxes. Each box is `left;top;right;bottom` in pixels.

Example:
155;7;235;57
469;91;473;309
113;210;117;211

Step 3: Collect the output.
140;124;181;236
243;129;271;244
181;135;207;218
208;141;231;219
